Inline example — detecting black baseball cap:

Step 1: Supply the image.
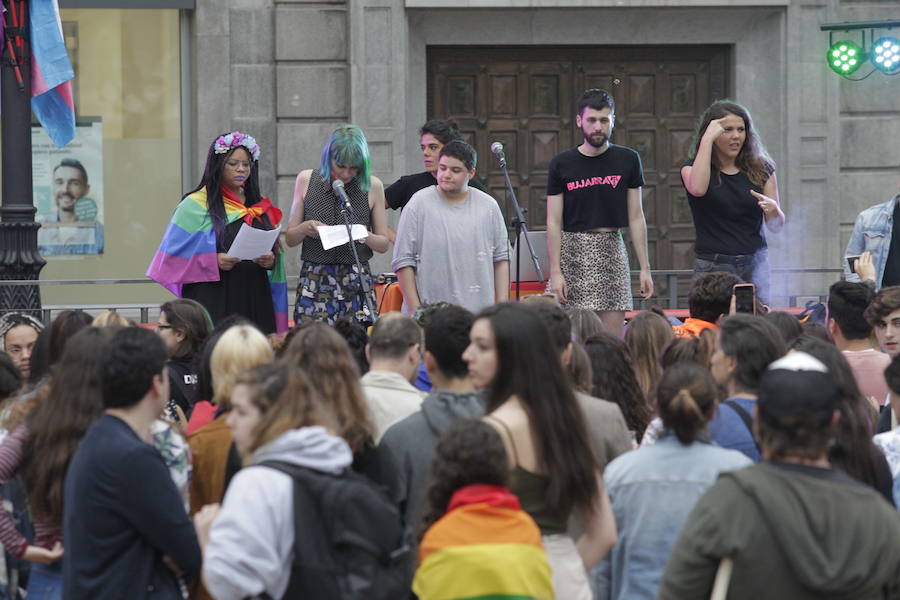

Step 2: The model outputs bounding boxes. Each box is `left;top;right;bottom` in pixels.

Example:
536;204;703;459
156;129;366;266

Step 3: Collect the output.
757;352;839;431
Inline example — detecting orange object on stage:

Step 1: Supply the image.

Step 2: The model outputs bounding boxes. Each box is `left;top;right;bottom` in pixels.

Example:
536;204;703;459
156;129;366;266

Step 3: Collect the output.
374;280;547;314
375;282;405;313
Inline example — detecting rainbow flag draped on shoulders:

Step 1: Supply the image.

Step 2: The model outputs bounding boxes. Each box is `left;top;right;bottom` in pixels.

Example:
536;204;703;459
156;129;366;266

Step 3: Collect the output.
414;485;554;600
146;187;288;333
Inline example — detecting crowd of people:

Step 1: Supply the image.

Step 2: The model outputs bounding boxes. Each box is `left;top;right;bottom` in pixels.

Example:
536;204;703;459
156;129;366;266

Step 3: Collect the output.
0;269;894;598
0;85;895;599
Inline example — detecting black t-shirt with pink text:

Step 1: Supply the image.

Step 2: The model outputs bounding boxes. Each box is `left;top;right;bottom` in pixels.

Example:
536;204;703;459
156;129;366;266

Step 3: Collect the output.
547;145;644;231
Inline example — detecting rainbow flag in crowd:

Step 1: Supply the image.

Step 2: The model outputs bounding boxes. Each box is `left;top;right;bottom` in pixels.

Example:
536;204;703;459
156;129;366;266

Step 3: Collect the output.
30;0;75;148
146;187;289;333
414;485;554;600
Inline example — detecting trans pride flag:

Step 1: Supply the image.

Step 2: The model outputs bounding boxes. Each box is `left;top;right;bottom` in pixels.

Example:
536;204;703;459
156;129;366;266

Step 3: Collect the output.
414;485;554;600
146;187;289;333
30;0;75;148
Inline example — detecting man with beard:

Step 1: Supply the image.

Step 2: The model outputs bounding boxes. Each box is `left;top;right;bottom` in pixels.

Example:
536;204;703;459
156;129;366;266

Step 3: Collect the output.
546;89;652;336
38;158;104;254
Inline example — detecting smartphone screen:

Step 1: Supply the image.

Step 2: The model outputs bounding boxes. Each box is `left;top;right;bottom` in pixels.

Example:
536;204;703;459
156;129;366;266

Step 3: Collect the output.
847;256;860;274
734;284;756;315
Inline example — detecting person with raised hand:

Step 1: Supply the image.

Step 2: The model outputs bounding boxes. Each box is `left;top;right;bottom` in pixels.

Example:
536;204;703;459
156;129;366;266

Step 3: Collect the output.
682;101;784;303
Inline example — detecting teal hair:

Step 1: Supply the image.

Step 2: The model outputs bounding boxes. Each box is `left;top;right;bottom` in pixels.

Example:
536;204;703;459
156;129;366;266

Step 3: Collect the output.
317;125;372;193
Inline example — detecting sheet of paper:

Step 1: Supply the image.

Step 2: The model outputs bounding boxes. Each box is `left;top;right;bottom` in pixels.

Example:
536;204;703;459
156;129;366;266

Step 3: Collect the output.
226;223;281;260
317;224;369;251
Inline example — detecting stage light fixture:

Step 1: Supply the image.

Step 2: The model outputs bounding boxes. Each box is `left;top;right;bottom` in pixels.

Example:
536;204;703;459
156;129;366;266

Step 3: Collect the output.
871;37;900;72
827;40;865;74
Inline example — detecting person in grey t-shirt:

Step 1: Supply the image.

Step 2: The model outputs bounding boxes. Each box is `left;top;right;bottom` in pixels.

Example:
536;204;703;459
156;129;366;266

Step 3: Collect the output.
392;140;510;314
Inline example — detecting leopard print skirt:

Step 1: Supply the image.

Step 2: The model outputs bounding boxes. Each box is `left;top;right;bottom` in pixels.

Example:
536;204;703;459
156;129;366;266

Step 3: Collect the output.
557;230;632;311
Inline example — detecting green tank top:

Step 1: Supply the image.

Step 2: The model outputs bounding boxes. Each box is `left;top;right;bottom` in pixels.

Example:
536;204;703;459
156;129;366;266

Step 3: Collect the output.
487;415;568;535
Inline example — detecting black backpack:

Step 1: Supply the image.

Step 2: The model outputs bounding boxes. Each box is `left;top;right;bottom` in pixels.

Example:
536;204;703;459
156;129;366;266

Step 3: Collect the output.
255;460;413;600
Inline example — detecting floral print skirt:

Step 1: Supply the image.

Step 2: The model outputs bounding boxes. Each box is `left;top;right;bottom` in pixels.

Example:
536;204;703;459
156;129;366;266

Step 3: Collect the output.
294;261;377;326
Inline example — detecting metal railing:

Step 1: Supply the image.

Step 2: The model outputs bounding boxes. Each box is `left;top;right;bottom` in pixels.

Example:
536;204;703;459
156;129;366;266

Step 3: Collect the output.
630;268;844;310
0;268;844;323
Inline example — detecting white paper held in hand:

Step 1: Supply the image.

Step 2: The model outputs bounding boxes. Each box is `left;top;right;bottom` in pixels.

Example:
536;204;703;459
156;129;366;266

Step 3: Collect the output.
317;224;368;251
226;224;281;260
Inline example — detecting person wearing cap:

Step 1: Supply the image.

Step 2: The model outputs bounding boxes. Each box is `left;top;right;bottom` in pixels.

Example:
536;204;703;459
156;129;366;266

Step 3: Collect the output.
0;313;43;383
658;352;900;600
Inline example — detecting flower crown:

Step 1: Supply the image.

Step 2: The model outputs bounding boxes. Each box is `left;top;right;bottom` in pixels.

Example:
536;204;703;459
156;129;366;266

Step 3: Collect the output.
214;132;261;161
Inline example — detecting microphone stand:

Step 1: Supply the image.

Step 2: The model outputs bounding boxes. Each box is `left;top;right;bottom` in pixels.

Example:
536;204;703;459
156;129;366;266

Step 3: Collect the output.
495;151;544;299
336;193;377;324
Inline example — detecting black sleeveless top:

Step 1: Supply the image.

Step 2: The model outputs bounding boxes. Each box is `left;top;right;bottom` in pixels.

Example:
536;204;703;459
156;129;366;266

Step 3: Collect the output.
300;170;373;265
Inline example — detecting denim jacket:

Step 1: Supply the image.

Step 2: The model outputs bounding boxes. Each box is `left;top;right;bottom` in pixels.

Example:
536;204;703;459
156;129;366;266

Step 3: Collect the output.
844;195;899;288
590;433;752;600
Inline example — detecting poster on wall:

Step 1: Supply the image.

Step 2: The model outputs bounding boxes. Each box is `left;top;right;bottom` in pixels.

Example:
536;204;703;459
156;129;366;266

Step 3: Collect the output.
32;119;104;255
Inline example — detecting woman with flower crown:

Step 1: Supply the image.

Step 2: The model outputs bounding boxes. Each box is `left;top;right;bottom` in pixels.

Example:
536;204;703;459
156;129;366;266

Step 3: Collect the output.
148;132;288;334
285;125;390;325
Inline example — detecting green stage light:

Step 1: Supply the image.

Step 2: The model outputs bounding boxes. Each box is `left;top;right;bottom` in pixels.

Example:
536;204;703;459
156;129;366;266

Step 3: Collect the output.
827;40;864;74
871;37;900;73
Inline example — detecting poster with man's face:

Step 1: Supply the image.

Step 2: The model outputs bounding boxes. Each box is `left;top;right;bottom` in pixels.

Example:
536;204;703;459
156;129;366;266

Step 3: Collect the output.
32;119;104;255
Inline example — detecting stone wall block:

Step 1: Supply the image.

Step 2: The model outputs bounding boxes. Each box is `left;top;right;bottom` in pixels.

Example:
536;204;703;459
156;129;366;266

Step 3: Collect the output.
231;9;275;65
276;177;296;217
840;75;900;113
840;172;900;222
195;0;229;36
232;117;278;200
276;65;348;118
232;65;275;118
275;7;347;61
196;34;232;167
840;118;900;169
277;122;344;176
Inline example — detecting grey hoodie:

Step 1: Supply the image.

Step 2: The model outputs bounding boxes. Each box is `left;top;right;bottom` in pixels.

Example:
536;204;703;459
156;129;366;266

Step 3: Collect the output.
378;390;485;529
659;461;900;600
203;426;353;600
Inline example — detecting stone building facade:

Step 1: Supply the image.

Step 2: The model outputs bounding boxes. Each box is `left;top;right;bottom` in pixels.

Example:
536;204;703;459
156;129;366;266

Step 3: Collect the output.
193;0;900;306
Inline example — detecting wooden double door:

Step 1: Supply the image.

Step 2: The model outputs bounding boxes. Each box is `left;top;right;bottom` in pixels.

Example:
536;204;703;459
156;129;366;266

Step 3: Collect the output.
428;46;729;305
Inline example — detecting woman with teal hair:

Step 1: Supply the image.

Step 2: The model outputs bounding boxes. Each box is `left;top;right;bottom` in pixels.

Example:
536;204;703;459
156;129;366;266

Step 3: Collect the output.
286;125;390;325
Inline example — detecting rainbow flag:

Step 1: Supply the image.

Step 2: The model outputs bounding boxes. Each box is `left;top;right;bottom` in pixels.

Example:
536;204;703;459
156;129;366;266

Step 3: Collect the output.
146;187;288;333
30;0;75;148
414;485;554;600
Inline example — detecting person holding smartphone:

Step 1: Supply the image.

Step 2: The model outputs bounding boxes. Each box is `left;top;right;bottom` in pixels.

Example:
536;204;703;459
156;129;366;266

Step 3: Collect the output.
682;101;785;303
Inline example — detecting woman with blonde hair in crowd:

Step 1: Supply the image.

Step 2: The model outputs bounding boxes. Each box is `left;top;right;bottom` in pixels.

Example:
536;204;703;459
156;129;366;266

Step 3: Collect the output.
90;311;131;328
592;362;751;600
625;311;674;402
464;302;616;599
188;324;274;600
189;325;274;515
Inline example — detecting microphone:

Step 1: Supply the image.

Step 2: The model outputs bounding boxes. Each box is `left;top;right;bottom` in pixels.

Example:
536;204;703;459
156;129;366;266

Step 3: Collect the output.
491;141;507;167
332;179;355;216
